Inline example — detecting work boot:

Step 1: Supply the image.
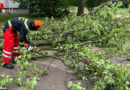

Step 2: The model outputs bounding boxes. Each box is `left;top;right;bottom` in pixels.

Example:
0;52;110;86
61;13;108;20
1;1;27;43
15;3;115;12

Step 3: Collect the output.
3;63;14;69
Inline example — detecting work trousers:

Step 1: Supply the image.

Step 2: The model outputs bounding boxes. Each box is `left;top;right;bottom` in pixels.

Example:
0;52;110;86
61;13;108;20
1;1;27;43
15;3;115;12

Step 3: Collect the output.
2;27;19;64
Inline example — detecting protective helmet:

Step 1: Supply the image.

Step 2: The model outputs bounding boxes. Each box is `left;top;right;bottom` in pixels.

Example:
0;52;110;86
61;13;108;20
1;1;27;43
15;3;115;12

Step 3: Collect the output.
34;20;42;30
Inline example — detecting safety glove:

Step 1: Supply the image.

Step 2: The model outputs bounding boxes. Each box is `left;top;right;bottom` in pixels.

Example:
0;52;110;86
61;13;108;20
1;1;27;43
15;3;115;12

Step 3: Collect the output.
24;43;29;48
24;43;36;51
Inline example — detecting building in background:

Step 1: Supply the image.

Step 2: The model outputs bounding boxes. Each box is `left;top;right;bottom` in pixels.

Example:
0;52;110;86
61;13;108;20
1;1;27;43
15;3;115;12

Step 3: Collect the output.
0;0;29;14
1;0;19;8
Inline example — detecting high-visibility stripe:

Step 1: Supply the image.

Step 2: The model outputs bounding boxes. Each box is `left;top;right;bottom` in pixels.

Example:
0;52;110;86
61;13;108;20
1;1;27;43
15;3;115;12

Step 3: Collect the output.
19;17;25;21
13;47;19;49
24;19;30;31
12;51;19;53
3;50;12;55
8;20;12;27
3;54;11;59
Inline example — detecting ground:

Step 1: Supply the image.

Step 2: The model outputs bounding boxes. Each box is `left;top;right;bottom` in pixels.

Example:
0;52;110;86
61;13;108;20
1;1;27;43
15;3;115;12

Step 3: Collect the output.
91;47;130;65
0;49;129;90
0;57;94;90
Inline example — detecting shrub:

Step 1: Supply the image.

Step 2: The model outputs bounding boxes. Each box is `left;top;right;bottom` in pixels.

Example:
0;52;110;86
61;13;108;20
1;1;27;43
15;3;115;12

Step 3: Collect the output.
85;0;111;9
120;0;130;8
39;0;75;17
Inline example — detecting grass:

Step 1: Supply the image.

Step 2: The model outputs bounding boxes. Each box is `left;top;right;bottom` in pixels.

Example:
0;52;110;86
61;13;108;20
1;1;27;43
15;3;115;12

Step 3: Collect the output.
69;6;88;13
116;8;130;15
70;6;130;16
0;13;43;30
0;13;42;23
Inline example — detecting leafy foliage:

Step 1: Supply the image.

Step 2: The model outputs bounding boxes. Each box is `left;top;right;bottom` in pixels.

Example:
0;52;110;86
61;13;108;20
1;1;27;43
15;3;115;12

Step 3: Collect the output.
26;2;130;90
68;81;86;90
13;0;76;16
120;0;130;8
15;48;48;90
39;0;76;17
86;0;111;9
0;74;13;88
12;0;40;12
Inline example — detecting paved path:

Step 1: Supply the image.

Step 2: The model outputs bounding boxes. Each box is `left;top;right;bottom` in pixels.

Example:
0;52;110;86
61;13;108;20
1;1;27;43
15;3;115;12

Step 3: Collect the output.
0;57;93;90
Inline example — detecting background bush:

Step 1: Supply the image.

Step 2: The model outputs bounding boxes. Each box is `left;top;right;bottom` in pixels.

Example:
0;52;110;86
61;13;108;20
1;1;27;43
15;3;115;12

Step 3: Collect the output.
120;0;130;8
85;0;111;9
13;0;76;17
39;0;76;17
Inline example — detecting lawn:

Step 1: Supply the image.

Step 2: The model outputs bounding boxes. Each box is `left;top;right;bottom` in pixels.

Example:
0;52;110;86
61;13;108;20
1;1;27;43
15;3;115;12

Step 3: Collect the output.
70;6;130;15
0;13;42;30
69;6;88;13
0;13;41;22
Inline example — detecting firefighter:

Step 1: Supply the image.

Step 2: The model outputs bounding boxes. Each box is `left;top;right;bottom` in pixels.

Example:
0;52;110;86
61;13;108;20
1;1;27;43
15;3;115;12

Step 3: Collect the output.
2;17;42;69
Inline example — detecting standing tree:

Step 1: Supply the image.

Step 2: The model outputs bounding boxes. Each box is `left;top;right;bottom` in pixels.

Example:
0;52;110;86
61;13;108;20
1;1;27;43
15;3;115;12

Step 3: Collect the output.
77;0;85;16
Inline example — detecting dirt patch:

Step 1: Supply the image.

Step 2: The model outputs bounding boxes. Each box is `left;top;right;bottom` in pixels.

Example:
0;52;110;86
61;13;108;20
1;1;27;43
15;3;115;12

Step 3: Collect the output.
91;46;130;65
0;64;19;78
111;55;130;65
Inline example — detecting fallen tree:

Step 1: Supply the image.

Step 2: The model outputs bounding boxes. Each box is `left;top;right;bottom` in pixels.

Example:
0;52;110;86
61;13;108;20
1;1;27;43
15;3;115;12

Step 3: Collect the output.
26;1;130;90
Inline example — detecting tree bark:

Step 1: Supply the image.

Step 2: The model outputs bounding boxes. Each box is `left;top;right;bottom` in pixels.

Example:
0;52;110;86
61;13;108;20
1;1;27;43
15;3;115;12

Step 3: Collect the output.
77;0;85;16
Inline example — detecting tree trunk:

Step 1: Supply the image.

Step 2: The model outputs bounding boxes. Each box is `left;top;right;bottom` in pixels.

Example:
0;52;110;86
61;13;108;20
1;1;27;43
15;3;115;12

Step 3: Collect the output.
77;0;85;16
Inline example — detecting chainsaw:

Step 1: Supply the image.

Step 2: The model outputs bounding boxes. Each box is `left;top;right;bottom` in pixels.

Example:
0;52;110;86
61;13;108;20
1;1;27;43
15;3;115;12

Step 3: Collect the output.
24;43;37;51
23;42;50;51
27;45;37;51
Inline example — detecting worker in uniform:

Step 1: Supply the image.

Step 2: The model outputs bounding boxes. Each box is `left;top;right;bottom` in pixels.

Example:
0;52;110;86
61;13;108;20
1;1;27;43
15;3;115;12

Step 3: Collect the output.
2;17;42;69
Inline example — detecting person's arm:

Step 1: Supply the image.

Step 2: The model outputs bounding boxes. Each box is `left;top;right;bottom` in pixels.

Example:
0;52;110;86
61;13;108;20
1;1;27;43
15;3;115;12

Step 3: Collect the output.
24;36;30;44
0;8;1;13
19;25;29;43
